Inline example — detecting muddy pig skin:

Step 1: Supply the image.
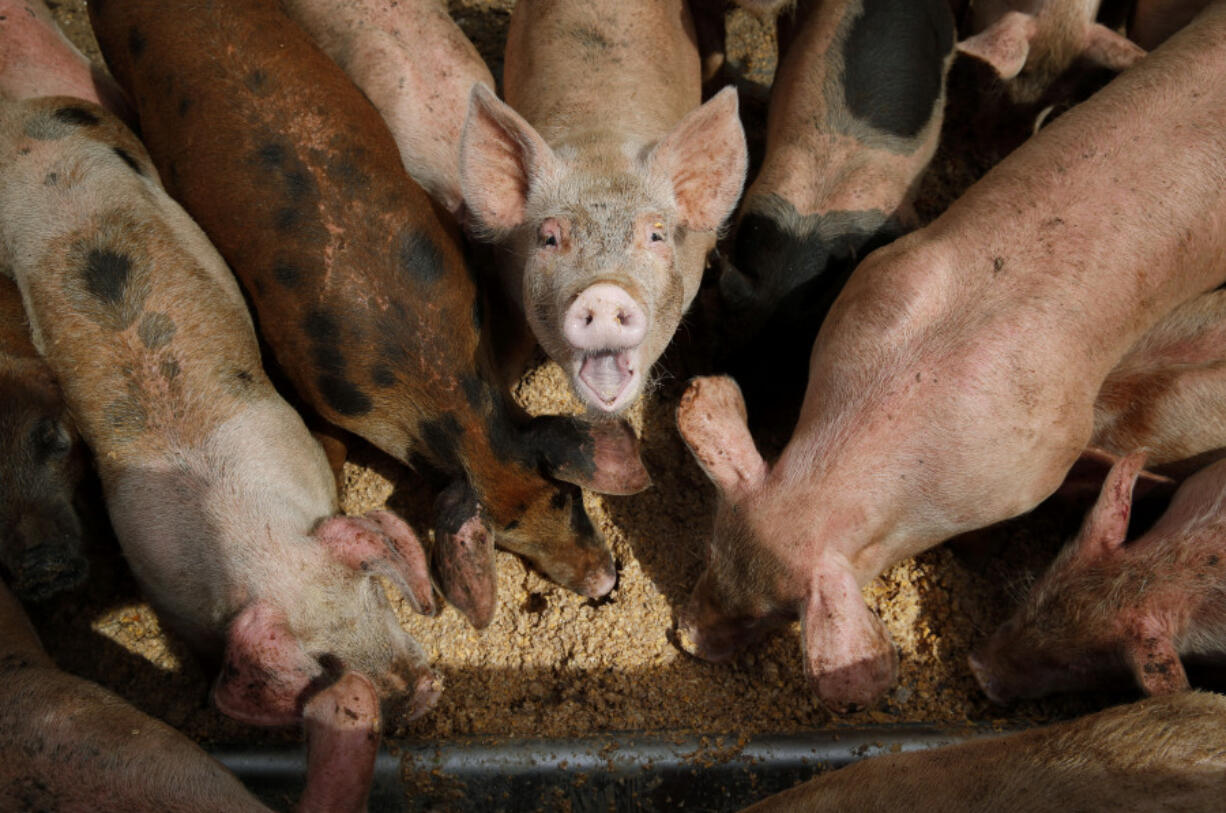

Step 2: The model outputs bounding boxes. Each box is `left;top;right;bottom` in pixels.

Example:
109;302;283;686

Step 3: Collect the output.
0;95;446;811
719;0;954;400
1094;288;1226;472
0;274;88;600
957;0;1146;103
971;450;1226;702
281;0;494;220
92;0;650;629
459;0;748;415
744;692;1226;812
0;580;277;812
675;4;1226;712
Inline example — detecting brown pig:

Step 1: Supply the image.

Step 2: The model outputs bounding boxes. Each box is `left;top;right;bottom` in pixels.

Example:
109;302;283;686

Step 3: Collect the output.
91;0;650;629
459;0;748;415
970;450;1226;703
718;0;955;401
0;274;87;600
744;692;1226;812
675;4;1226;712
0;579;277;812
1093;288;1226;471
957;0;1146;103
0;94;439;808
281;0;495;219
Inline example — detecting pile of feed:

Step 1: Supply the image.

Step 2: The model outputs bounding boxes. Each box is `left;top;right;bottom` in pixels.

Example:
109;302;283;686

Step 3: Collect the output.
30;0;1116;759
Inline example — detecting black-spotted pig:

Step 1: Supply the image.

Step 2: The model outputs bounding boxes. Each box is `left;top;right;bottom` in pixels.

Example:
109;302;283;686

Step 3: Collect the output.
0;579;280;812
719;0;954;397
744;692;1226;812
281;0;494;220
460;0;748;414
0;95;439;809
0;274;87;600
675;4;1226;712
971;451;1226;703
957;0;1146;103
92;0;649;629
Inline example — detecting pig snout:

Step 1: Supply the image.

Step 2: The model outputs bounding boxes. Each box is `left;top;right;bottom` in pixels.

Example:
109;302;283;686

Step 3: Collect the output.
967;651;1011;705
565;284;646;411
675;572;783;663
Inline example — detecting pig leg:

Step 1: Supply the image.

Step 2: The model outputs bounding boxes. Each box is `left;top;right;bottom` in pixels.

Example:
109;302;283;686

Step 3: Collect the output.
802;562;898;712
1122;616;1190;696
433;480;496;629
315;512;437;616
298;672;380;813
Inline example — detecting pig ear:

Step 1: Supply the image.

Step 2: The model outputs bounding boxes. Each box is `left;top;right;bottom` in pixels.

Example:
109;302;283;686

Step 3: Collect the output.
1121;615;1188;696
956;11;1037;79
1082;23;1146;72
315;511;437;616
433;481;497;629
459;83;558;235
529;416;652;495
1075;450;1147;559
213;601;322;726
648;86;747;232
676;376;767;499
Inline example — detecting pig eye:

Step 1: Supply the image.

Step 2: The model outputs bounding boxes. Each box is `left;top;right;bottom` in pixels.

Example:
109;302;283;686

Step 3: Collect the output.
539;219;562;249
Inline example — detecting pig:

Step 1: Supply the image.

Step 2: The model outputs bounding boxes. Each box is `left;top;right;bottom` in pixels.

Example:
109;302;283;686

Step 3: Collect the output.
0;579;277;812
674;3;1226;712
280;0;495;220
718;0;955;401
1129;0;1215;50
970;451;1226;703
0;93;440;809
91;0;650;630
1093;288;1226;471
957;0;1147;103
0;0;131;125
743;692;1226;812
0;274;88;600
459;0;749;415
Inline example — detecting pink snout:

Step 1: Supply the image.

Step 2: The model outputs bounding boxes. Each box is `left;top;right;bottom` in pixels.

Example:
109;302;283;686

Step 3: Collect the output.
564;283;646;351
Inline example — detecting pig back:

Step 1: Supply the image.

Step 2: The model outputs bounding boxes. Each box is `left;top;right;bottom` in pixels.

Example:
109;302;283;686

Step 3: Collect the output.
91;0;484;465
504;0;702;143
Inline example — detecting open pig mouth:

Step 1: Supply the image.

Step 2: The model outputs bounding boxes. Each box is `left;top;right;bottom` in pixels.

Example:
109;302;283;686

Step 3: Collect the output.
576;350;637;411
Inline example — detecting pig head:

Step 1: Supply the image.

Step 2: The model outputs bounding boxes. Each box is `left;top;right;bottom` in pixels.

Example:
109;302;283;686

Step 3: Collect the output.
460;83;747;414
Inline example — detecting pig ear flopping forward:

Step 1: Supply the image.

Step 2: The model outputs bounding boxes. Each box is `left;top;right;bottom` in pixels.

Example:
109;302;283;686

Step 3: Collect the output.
647;85;748;233
459;83;560;236
1074;450;1147;560
676;376;767;499
527;415;652;496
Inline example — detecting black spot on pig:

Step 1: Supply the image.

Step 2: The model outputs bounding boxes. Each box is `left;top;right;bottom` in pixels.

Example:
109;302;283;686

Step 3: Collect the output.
225;367;258;399
43;172;57;186
550;492;568;511
82;249;131;306
53;105;100;127
178;97;192;117
103;394;147;439
137;312;176;349
842;0;952;140
303;308;372;417
569;494;595;536
505;520;520;532
257;142;286;169
159;357;180;381
113;147;144;175
127;26;146;58
395;230;445;286
326;151;369;199
273;262;302;289
244;69;270;95
435;481;480;536
460;375;487;412
274;206;301;232
371;365;396;388
417;413;464;472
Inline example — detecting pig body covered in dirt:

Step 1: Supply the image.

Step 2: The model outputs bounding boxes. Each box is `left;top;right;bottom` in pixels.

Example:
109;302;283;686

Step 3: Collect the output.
281;0;493;219
719;0;955;406
675;4;1226;711
0;580;274;812
92;0;650;630
0;13;443;800
971;450;1226;702
744;692;1226;812
460;0;748;415
957;0;1146;102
